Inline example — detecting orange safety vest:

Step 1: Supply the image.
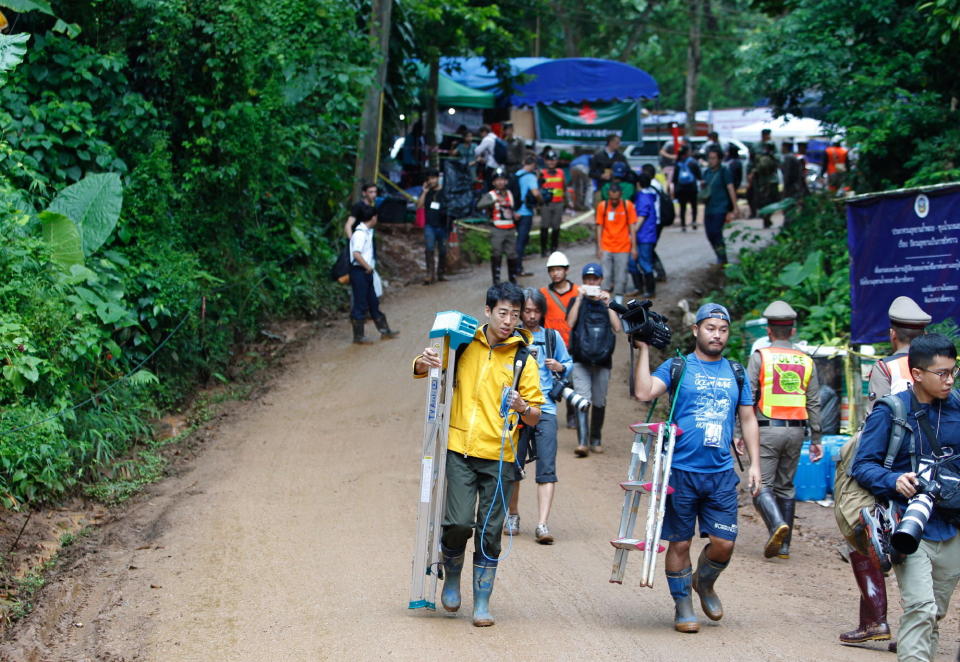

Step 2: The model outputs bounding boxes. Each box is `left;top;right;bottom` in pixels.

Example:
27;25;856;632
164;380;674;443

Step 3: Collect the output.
825;146;848;175
489;189;516;229
757;347;814;420
540;283;579;347
540;168;565;203
879;354;913;395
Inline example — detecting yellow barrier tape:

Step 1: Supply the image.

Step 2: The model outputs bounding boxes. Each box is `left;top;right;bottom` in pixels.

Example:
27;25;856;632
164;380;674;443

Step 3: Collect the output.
377;173;417;202
454;209;594;236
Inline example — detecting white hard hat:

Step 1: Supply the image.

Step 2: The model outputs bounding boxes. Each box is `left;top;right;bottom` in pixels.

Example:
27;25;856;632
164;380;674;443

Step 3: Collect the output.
546;251;570;268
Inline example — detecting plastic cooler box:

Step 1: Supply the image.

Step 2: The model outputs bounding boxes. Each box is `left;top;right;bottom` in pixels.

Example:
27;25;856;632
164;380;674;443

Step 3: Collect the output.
819;434;851;496
793;440;826;501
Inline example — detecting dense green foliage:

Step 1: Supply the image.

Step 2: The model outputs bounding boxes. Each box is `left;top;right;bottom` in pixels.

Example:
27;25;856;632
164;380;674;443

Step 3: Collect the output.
0;0;369;505
742;0;960;191
710;195;851;361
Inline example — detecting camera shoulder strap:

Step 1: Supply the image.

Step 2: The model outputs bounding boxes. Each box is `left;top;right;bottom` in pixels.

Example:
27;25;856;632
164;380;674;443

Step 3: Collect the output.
879;393;913;471
545;287;569;314
545;326;556;361
728;359;746;409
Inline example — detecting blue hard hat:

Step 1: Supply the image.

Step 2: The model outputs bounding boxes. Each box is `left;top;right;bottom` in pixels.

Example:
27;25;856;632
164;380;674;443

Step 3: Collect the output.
695;302;731;324
582;263;603;278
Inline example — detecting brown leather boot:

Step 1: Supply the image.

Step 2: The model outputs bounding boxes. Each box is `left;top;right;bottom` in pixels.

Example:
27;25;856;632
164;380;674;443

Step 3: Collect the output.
839;549;891;644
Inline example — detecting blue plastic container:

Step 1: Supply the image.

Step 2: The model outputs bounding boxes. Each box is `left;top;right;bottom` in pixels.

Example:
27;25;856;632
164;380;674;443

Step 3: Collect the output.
794;441;827;501
819;434;851;496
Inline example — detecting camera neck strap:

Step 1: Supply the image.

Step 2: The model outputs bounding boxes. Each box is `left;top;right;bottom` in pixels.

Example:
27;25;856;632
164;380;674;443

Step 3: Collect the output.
910;391;945;459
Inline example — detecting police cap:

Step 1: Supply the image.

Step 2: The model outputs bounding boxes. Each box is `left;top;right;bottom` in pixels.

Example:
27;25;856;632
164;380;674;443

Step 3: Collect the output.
763;300;797;326
888;296;931;329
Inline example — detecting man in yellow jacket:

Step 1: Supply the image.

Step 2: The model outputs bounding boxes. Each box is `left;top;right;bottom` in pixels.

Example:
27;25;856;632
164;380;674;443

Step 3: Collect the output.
413;282;544;627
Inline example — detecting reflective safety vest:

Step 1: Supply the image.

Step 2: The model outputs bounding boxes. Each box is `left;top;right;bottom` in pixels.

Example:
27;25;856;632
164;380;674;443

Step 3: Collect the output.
881;354;913;395
757;347;814;420
489;189;516;229
540;168;565;203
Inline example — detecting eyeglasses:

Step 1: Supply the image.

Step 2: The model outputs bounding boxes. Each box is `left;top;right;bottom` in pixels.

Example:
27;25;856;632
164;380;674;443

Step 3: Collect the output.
918;366;960;382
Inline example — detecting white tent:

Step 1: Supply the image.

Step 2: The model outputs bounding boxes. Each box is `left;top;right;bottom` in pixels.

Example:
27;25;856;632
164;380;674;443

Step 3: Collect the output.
731;117;828;142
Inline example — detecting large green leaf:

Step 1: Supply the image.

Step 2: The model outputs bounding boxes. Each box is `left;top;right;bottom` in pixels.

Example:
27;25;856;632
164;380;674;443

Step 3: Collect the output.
0;1;54;15
39;211;84;268
0;33;29;82
47;173;123;256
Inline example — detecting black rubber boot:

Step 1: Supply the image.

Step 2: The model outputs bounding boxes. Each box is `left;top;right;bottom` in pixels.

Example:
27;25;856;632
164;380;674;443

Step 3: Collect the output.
506;258;519;285
589;405;605;453
437;251;447;281
491;256;502;285
753;487;789;558
574;408;589;457
352;319;374;345
630;270;643;296
653;251;666;282
540;228;548;257
777;497;796;559
549;226;560;254
644;271;656;298
565;402;577;429
423;249;435;285
374;314;399;339
692;545;728;621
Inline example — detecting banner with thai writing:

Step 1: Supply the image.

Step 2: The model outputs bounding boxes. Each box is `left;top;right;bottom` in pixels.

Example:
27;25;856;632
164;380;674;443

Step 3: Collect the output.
846;185;960;343
535;100;640;143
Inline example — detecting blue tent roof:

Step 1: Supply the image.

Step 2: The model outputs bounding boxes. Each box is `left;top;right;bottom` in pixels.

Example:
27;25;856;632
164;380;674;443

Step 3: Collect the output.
510;58;659;106
439;57;548;96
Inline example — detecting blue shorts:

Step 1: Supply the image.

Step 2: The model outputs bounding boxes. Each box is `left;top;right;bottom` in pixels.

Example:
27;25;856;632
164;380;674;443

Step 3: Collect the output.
514;413;558;483
661;468;739;542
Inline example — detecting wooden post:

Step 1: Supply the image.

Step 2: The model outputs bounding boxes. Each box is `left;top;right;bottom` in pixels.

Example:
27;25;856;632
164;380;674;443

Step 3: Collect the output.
425;57;440;170
684;0;703;139
353;0;393;200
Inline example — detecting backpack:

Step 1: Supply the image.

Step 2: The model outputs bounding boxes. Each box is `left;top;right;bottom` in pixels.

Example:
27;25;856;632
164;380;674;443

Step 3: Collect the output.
677;158;695;185
656;187;675;226
834;394;912;551
494;137;508;166
454;332;530;389
571;299;616;365
668;356;745;405
508;171;536;211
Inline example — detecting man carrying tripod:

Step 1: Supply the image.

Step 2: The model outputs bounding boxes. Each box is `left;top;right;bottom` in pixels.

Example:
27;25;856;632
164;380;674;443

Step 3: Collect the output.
633;302;761;634
852;334;960;662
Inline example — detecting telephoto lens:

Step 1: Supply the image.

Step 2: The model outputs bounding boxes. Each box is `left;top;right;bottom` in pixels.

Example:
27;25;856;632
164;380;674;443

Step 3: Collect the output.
891;493;936;555
562;388;590;411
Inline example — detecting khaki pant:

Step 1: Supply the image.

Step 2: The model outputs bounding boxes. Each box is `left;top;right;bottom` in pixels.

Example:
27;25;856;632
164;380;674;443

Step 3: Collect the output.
892;534;960;662
601;251;630;297
758;425;805;498
442;450;516;560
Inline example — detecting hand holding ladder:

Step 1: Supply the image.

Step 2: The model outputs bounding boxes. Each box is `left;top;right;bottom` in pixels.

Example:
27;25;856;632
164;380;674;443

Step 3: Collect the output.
610;421;679;588
408;311;478;611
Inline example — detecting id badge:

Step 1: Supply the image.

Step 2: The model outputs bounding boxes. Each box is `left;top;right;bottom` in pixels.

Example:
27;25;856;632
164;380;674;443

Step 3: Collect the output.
703;422;723;448
607;211;615;221
430;201;440;210
503;207;514;220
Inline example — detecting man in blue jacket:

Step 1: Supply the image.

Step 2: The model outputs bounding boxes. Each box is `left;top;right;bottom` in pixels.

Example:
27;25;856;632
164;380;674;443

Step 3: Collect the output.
852;333;960;662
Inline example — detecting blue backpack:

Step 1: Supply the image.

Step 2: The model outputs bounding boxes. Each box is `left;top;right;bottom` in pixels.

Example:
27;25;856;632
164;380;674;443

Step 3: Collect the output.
677;158;695;185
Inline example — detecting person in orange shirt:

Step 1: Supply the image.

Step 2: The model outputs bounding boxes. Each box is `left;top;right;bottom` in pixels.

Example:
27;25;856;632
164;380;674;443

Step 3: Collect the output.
540;250;580;429
595;183;638;304
825;138;849;192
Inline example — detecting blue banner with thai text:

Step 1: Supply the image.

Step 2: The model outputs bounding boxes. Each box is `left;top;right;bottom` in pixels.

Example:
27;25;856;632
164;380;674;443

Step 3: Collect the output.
846;186;960;343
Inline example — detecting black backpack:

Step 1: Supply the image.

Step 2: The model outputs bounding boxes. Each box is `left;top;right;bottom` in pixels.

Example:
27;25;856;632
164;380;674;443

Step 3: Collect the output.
668;355;745;404
571;299;616;365
494;137;508;166
508;170;536;212
656;187;675;226
454;332;531;388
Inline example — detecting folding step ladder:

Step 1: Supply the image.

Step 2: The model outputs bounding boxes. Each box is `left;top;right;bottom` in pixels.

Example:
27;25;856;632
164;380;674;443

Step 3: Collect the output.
610;421;678;588
408;311;478;610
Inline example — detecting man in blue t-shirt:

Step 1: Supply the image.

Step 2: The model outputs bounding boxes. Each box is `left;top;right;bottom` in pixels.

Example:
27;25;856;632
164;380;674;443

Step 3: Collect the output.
633;302;761;634
513;156;541;279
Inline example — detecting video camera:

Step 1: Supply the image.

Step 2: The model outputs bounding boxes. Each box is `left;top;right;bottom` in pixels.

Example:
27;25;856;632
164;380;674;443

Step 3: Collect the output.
608;299;672;349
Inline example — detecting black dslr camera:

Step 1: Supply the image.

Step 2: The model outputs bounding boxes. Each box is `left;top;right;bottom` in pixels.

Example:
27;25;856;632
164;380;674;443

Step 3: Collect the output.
608;299;672;349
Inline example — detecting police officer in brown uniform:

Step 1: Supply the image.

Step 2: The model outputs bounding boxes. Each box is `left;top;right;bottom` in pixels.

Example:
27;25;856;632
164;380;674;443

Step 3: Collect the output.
865;296;932;412
747;300;822;559
839;295;930;649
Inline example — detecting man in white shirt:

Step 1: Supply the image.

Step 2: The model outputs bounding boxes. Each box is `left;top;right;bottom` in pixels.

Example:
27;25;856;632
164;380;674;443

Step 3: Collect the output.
474;125;499;188
349;206;399;344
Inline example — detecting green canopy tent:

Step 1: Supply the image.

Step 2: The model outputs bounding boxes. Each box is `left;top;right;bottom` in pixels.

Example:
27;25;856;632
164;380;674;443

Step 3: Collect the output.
415;62;496;109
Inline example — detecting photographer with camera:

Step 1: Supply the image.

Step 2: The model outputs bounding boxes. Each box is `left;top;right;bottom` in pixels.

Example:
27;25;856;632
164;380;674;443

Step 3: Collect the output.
851;334;960;662
504;289;574;545
633;303;761;634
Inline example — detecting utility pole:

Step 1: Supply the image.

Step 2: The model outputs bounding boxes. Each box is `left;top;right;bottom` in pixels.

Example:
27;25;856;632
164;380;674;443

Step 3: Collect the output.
425;57;440;169
353;0;393;200
684;0;703;140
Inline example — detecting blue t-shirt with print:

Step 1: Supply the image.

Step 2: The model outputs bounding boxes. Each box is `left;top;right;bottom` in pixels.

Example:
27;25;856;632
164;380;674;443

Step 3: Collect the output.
516;169;537;216
529;327;573;416
653;354;753;473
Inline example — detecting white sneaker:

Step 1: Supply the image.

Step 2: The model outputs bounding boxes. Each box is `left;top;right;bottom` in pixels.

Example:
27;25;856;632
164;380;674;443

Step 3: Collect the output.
535;524;554;545
503;514;520;536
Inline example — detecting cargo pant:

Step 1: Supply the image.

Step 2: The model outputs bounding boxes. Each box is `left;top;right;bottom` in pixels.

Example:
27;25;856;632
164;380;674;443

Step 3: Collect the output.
758;425;805;499
442;450;516;562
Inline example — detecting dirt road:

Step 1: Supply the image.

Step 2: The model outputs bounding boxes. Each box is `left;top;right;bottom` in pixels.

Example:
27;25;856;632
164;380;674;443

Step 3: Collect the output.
3;216;957;661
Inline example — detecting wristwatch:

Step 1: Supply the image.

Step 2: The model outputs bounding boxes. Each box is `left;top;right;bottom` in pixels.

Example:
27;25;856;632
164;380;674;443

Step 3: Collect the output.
522;404;532;417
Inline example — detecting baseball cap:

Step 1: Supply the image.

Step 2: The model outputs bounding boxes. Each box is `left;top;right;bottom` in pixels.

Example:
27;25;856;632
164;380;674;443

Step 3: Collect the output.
582;263;603;278
612;161;629;178
695;302;731;324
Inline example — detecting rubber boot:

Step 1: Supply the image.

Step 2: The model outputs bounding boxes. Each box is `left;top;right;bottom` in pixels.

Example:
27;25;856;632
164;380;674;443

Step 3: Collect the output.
653;251;666;282
549;226;560;254
589;405;605;453
777;497;796;559
506;258;519;285
540;227;548;257
839;550;891;644
644;271;656;298
440;545;465;612
374;314;399;339
565;401;577;429
472;558;498;627
352;319;374;345
437;251;447;281
692;545;728;621
491;256;502;285
666;567;700;633
423;249;435;285
753;487;789;558
574;408;589;457
630;270;643;296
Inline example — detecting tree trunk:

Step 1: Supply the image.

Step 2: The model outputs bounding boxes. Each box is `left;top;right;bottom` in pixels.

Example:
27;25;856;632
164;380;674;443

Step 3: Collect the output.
353;0;393;199
425;57;440;170
684;0;703;139
553;0;580;57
